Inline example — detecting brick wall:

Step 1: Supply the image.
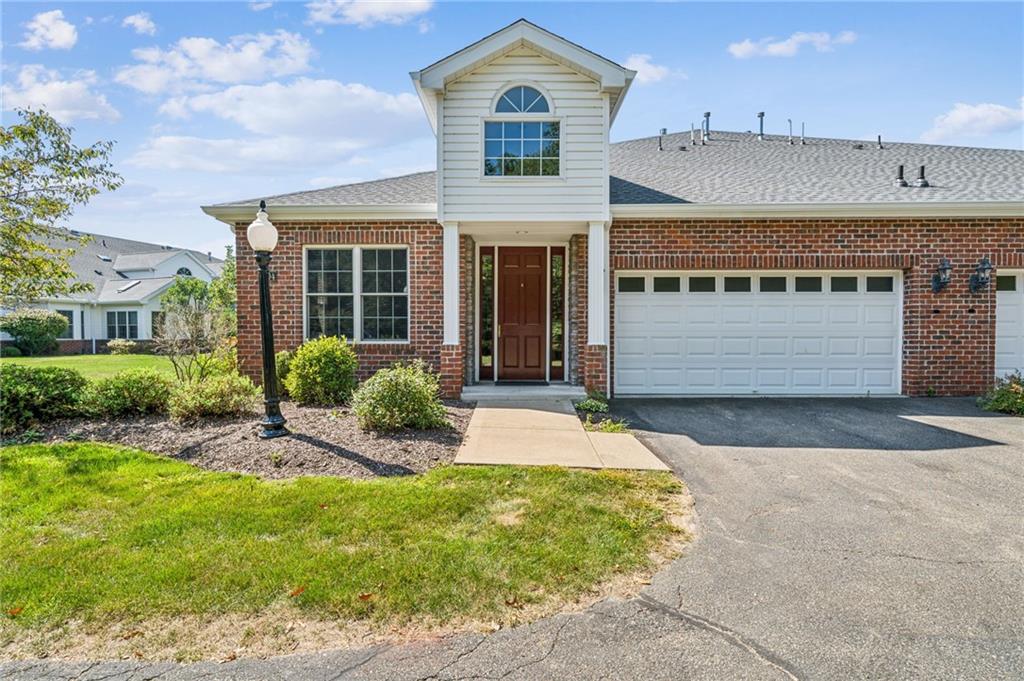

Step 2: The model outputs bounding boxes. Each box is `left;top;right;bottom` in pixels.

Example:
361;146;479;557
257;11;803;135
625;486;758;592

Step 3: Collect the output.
609;217;1024;396
568;234;588;387
235;220;453;390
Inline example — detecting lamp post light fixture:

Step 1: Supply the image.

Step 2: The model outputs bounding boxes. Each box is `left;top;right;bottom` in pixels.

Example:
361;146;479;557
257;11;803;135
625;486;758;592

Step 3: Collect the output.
970;256;994;294
931;258;953;293
247;200;288;439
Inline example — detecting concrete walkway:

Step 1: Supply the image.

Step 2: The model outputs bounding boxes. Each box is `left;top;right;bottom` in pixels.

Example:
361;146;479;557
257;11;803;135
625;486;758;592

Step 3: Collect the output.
454;399;668;471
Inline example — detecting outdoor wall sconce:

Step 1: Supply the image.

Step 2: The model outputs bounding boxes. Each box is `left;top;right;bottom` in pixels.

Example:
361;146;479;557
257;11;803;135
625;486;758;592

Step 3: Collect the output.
969;256;994;294
931;258;953;293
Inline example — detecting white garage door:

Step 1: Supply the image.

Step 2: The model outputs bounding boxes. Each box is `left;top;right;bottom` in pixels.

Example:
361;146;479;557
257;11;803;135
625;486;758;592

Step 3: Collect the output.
996;270;1024;378
615;271;902;395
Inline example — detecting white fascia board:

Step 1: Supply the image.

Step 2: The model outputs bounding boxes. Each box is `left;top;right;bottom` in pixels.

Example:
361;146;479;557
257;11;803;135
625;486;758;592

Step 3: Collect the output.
418;22;628;91
137;279;177;304
179;250;219;278
410;72;439;134
611;201;1024;219
201;204;439;225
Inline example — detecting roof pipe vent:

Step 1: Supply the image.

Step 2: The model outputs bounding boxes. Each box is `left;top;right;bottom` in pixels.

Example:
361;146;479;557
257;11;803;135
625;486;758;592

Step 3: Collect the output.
801;122;806;145
658;128;667;151
913;165;930;188
894;165;908;187
787;119;793;145
756;112;764;140
703;111;711;141
690;123;695;146
877;134;884;150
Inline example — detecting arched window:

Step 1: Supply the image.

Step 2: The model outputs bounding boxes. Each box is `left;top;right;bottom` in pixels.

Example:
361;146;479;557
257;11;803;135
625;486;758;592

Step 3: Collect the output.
176;267;193;277
495;86;549;114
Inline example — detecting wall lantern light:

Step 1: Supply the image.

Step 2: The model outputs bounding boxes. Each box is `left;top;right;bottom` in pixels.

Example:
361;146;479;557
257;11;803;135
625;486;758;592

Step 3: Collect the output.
969;256;994;294
931;258;953;293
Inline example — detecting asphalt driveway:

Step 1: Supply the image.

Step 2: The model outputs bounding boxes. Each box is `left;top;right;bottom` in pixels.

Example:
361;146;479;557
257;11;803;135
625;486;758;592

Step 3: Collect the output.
5;398;1023;680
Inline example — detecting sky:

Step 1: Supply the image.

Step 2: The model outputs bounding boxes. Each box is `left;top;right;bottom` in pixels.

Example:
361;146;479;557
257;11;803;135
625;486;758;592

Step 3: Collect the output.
2;1;1022;256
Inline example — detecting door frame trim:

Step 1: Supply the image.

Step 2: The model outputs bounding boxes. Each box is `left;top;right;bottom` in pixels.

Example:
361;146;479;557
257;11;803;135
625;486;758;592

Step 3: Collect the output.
474;240;570;384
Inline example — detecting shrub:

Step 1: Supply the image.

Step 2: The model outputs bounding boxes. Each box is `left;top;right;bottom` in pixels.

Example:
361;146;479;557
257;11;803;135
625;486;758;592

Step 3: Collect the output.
83;369;173;417
583;414;630;433
275;349;294;395
206;338;238;377
106;338;137;355
0;309;68;355
979;372;1024;416
0;364;87;435
285;336;358;405
352;360;449;431
575;397;609;413
1;345;22;358
169;373;261;421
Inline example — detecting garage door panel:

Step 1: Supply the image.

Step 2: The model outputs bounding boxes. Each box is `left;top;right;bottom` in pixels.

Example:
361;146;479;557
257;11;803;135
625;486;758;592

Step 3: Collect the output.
996;272;1024;377
615;270;901;395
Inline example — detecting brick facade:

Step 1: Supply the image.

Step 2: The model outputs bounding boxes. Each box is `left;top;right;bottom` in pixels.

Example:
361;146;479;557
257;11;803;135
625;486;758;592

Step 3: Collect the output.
608;217;1024;397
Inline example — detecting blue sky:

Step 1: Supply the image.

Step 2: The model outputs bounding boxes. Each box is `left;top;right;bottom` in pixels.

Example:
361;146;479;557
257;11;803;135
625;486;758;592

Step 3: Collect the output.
3;1;1022;255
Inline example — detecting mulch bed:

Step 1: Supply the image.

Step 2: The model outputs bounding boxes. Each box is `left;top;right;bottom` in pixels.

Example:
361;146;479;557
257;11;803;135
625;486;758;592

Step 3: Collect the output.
40;401;475;480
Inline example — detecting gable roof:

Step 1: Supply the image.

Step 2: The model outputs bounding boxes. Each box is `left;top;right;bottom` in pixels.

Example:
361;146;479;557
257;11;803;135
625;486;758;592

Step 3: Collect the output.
410;19;635;131
96;277;178;304
43;229;223;303
204;131;1024;220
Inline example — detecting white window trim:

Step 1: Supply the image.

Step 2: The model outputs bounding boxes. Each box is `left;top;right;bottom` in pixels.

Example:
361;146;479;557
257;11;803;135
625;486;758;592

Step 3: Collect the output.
105;309;139;340
302;245;411;345
56;308;74;339
480;116;565;181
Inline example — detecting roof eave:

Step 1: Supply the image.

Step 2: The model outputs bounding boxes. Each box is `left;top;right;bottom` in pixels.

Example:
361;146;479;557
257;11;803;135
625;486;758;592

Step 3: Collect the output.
610;201;1024;219
201;203;439;225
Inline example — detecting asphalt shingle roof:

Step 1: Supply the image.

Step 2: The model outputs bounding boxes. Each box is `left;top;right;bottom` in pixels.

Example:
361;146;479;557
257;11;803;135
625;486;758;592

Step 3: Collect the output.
213;131;1023;209
45;229;223;302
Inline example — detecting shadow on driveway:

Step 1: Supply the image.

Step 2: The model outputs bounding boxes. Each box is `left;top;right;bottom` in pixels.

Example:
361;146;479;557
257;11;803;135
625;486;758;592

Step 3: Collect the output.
611;397;1005;451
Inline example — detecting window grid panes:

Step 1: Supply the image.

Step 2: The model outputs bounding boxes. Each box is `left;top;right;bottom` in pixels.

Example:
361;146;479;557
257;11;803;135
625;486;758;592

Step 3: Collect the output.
106;311;137;339
361;248;409;341
484;121;560;176
307;248;355;340
57;310;73;339
495;86;549;113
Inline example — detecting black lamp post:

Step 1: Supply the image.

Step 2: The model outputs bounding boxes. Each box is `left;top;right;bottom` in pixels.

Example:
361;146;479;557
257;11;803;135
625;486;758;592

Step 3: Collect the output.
247;200;288;439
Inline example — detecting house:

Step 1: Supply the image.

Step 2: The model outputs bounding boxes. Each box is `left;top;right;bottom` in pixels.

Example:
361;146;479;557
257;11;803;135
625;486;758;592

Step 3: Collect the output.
8;229;223;353
202;19;1024;398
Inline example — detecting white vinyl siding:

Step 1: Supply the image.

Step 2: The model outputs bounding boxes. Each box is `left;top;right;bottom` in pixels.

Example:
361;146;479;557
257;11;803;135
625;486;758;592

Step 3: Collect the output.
441;46;608;222
995;270;1024;378
614;271;902;396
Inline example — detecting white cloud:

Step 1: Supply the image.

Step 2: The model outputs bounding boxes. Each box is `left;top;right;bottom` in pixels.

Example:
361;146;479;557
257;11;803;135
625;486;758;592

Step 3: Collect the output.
250;2;274;10
122;12;157;36
115;30;314;94
133;78;427;173
728;30;857;59
20;10;78;51
306;0;433;27
623;53;685;85
921;98;1024;143
1;65;119;123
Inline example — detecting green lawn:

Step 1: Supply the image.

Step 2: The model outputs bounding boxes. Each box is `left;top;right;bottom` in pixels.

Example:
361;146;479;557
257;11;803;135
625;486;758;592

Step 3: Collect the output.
0;354;174;380
1;443;683;630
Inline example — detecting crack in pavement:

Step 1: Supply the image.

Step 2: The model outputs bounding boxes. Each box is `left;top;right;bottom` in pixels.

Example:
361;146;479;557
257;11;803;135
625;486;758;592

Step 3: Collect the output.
636;594;803;681
416;633;488;681
326;644;391;680
457;617;572;681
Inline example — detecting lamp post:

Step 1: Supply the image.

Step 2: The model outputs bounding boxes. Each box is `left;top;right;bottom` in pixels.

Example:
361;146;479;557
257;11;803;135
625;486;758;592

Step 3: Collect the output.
247;200;288;439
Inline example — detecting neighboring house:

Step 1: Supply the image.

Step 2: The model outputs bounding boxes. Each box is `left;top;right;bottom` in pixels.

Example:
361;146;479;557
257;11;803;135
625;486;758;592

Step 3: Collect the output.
5;229;222;353
203;19;1024;398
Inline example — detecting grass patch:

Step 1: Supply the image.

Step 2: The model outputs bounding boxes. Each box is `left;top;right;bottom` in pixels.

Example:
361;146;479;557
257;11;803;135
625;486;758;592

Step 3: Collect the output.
583;414;631;434
0;354;174;381
1;443;683;634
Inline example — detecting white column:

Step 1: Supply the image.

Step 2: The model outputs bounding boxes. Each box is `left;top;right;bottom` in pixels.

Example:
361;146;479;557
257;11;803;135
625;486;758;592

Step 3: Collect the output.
442;221;460;345
587;221;608;345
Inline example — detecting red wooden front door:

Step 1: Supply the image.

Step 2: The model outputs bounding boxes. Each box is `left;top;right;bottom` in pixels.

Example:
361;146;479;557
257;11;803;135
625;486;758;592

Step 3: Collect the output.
498;247;547;380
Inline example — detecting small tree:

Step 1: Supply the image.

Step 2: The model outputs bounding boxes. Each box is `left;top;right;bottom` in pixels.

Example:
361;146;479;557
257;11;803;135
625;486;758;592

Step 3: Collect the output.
0;308;68;355
155;277;231;383
209;245;236;336
1;109;122;306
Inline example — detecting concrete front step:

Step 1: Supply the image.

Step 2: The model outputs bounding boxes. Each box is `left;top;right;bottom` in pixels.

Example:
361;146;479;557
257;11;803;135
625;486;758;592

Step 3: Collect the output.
461;383;586;402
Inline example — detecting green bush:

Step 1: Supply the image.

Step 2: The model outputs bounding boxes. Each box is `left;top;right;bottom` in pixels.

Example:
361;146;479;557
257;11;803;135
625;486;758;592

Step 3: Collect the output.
352;361;449;431
575;397;609;413
284;336;358;405
1;345;22;358
275;349;294;395
0;364;87;435
0;309;68;356
169;373;261;421
83;369;174;417
106;338;138;355
979;372;1024;416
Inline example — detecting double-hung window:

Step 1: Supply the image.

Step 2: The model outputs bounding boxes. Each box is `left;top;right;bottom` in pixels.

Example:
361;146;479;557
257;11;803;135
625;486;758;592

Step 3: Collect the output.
56;309;74;339
484;85;560;177
106;310;138;339
306;247;409;342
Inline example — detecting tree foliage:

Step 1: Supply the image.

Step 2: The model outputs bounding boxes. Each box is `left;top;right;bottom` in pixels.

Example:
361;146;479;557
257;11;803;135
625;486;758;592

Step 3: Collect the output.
0;308;69;356
1;109;122;305
209;245;237;335
155;276;233;383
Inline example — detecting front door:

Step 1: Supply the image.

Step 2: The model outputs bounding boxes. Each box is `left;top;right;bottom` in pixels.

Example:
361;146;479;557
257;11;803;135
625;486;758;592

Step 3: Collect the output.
498;247;547;380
